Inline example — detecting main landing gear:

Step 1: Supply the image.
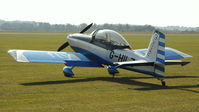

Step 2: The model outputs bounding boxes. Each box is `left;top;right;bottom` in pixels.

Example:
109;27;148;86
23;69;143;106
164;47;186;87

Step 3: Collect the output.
107;66;119;78
161;80;166;86
158;78;166;87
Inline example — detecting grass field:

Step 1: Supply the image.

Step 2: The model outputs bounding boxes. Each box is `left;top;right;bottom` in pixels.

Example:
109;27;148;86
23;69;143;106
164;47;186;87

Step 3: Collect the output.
0;31;198;112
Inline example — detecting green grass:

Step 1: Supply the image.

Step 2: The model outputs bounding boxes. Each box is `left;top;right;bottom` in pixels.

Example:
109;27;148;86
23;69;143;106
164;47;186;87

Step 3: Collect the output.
0;32;199;112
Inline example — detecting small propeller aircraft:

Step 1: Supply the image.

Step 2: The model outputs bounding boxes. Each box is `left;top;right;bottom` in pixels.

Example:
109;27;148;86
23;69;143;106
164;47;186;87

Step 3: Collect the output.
8;23;192;86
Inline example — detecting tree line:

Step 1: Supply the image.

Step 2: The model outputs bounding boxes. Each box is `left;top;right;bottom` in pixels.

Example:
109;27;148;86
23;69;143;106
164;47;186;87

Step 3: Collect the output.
0;19;198;32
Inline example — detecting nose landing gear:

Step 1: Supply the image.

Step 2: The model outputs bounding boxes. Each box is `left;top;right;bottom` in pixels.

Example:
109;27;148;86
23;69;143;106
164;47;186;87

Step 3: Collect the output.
63;66;74;77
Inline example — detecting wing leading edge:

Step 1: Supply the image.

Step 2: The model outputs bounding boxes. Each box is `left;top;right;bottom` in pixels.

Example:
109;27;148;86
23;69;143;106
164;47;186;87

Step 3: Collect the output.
8;50;103;67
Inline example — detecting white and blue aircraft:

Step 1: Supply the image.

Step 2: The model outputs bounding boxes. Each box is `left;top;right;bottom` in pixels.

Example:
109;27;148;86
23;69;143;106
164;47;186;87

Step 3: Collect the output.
8;23;192;86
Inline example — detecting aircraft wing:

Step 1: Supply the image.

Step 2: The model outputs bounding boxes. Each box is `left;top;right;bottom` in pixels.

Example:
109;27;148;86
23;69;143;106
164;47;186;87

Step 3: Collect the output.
8;50;103;67
134;47;192;60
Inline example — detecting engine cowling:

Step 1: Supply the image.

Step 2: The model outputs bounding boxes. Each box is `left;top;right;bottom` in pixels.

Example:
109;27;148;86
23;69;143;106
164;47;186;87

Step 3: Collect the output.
63;66;74;77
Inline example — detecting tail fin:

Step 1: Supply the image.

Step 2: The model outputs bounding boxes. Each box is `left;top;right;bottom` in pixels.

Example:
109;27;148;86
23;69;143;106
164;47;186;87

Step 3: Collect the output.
145;30;165;77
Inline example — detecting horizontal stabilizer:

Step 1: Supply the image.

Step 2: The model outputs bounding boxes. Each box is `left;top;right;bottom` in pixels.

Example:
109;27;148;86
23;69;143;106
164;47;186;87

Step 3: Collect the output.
165;60;190;66
134;47;192;60
114;60;190;67
114;60;154;67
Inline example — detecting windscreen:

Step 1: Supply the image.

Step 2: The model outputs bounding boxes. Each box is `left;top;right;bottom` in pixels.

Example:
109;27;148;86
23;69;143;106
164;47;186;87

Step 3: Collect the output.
94;29;130;47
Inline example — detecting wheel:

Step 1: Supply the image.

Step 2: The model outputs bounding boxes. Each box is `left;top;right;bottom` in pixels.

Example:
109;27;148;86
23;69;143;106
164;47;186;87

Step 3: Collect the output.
161;81;166;86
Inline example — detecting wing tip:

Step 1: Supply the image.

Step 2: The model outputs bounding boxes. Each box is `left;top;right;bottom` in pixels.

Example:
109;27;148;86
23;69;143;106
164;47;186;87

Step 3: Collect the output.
166;47;193;59
8;49;29;62
8;50;17;60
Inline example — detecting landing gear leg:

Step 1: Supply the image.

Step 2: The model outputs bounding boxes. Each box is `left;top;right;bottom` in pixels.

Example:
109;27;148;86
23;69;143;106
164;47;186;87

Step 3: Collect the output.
161;80;166;87
157;78;167;87
112;74;115;78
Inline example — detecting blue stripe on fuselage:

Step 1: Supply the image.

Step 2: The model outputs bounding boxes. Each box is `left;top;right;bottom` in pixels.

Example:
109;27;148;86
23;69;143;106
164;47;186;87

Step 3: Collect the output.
155;65;165;72
70;46;113;65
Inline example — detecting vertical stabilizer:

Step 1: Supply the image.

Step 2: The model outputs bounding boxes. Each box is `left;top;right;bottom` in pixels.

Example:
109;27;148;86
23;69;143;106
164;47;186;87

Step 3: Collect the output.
145;30;165;77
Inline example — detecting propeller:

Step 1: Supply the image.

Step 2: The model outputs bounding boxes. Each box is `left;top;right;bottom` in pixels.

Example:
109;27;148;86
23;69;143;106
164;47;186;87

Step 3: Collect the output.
80;23;93;33
57;41;69;52
57;23;93;52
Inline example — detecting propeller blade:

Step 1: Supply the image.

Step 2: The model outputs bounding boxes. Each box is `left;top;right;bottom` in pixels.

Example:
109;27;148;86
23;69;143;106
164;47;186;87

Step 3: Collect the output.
57;41;69;51
57;23;92;51
80;23;93;33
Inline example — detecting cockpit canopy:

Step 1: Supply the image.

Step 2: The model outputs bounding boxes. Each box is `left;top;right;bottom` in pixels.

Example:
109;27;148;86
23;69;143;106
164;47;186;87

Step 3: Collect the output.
91;29;131;49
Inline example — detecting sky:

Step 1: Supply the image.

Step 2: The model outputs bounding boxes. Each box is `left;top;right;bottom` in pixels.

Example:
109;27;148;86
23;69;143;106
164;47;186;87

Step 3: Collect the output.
0;0;198;27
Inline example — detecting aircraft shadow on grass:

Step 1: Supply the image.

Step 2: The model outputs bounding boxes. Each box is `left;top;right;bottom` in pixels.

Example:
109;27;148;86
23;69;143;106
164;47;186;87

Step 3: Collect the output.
20;75;199;93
